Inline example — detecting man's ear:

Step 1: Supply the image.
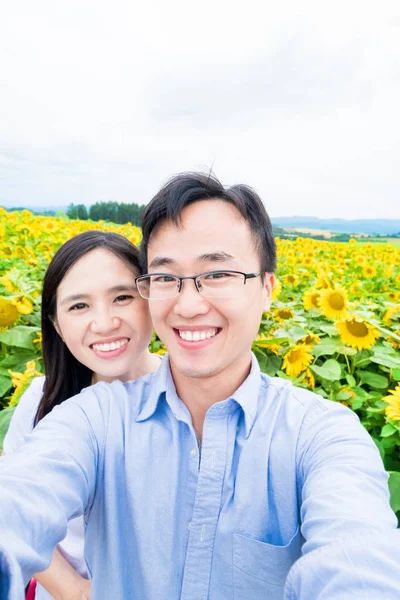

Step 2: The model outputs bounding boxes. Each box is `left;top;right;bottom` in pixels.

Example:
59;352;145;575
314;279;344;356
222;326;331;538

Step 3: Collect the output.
262;273;275;313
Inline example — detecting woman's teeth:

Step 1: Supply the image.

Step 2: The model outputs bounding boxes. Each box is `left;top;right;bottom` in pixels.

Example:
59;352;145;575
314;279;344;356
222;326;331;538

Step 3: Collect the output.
92;339;128;352
178;329;217;342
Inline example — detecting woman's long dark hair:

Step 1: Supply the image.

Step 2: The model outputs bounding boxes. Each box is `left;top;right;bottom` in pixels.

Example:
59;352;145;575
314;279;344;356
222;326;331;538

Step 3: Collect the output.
34;230;141;425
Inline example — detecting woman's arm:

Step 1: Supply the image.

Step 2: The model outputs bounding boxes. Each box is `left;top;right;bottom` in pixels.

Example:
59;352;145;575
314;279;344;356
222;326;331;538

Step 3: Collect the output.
34;547;90;600
3;448;90;599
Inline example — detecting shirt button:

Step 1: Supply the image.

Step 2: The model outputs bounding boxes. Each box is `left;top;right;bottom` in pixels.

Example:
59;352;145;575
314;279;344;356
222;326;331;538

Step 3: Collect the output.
188;521;192;530
190;448;197;458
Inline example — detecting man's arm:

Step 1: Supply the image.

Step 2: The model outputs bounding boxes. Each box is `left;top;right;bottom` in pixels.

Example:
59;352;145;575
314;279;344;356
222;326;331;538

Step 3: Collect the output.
285;399;399;598
0;388;104;586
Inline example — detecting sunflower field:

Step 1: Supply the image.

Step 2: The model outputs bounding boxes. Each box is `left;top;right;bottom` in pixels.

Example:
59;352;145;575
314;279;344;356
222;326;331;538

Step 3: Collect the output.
1;208;400;516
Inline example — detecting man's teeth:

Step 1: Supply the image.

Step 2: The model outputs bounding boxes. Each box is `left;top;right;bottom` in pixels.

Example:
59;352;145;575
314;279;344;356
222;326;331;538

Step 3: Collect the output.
92;339;128;352
178;329;217;342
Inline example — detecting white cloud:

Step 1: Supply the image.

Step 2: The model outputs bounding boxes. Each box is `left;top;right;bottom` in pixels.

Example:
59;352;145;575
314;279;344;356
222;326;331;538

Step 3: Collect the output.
0;0;400;217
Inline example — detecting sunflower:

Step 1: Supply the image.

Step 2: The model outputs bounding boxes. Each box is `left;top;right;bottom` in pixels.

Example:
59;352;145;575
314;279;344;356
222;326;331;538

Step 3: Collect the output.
14;297;34;315
303;368;315;389
362;265;377;278
271;278;282;301
384;385;400;421
301;332;321;346
274;308;295;321
383;306;400;326
336;317;379;350
303;289;321;311
282;345;314;378
319;286;348;320
316;273;331;289
0;276;17;293
0;297;19;328
284;274;299;287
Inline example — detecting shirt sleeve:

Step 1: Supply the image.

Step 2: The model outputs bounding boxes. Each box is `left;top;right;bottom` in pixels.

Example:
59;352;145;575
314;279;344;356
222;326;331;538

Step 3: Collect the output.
2;376;45;453
0;385;108;586
285;397;400;598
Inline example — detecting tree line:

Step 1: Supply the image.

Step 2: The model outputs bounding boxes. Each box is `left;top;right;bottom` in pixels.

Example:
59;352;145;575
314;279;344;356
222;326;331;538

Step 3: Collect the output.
66;201;145;225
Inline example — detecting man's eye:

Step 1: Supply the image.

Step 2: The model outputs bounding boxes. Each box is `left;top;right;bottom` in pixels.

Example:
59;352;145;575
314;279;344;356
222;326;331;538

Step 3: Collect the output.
205;272;229;280
154;276;176;283
69;303;87;311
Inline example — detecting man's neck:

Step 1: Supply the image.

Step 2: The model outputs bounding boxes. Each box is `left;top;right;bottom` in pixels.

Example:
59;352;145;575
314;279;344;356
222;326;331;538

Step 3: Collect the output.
170;355;252;441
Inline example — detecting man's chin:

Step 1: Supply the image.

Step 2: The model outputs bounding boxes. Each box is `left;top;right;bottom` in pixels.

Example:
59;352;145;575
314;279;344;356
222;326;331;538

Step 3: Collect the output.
170;357;220;380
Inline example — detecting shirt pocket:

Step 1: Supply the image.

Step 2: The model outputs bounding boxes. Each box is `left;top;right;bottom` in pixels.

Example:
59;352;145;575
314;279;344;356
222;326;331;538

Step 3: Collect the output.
232;528;301;600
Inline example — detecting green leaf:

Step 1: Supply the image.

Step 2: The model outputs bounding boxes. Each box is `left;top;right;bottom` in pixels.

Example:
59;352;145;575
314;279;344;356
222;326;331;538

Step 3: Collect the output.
336;391;352;401
346;374;356;387
0;325;40;350
318;325;339;336
371;354;400;369
393;369;400;382
372;437;385;461
255;351;282;377
357;370;389;389
381;423;397;437
310;359;342;381
350;399;364;410
388;472;400;513
0;407;16;452
0;349;38;373
312;339;339;357
0;375;12;398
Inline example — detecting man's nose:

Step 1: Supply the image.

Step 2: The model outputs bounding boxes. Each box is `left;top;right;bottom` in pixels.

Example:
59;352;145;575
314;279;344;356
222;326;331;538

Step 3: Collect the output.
173;279;210;318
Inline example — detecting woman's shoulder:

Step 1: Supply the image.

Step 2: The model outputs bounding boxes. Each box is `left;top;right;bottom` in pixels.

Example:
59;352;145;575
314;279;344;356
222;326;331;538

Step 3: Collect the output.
19;376;46;407
2;376;46;453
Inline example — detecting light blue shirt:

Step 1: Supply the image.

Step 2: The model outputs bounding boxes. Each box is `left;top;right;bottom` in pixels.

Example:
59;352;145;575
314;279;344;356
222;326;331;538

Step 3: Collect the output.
1;354;400;600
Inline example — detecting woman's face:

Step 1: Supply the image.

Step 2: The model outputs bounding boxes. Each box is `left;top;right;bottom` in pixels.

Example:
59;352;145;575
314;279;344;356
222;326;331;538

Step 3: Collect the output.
55;248;153;382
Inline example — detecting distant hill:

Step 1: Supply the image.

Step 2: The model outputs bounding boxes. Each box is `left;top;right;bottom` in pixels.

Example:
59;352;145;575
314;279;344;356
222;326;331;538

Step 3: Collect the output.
0;204;68;216
271;217;400;236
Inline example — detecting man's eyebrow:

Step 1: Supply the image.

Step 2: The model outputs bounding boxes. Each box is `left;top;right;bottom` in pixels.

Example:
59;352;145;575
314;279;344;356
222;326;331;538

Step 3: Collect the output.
59;285;138;305
198;252;235;262
148;257;176;269
148;252;235;270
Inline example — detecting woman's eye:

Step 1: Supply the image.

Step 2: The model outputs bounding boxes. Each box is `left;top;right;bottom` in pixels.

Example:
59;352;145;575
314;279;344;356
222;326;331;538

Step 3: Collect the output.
115;294;133;303
69;303;87;311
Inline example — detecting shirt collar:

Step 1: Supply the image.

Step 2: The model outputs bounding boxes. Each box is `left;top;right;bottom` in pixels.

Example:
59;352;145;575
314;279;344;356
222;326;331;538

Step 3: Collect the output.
136;352;262;438
227;352;261;438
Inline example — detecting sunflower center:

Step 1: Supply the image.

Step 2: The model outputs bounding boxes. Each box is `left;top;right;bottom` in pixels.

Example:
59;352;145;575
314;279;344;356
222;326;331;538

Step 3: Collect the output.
346;319;369;338
288;349;303;363
277;309;294;320
328;292;345;310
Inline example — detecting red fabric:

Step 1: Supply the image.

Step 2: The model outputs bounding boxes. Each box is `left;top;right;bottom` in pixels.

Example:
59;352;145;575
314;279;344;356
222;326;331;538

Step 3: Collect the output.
26;578;37;600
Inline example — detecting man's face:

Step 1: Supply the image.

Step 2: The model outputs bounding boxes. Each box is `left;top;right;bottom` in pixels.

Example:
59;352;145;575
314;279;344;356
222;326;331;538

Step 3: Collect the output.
147;200;274;388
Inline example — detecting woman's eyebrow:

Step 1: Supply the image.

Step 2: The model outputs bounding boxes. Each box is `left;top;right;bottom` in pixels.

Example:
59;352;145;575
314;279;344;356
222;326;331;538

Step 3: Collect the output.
59;293;90;306
59;285;138;305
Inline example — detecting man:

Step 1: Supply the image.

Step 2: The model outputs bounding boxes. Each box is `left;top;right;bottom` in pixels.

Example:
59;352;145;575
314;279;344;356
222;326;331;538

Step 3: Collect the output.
1;172;400;600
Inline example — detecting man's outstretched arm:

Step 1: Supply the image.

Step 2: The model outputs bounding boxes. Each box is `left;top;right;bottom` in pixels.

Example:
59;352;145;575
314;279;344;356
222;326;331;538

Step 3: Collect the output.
0;389;104;586
285;400;399;598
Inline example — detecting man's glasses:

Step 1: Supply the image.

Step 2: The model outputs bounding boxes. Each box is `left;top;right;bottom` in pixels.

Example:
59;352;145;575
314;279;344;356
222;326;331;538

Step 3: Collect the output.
135;270;261;300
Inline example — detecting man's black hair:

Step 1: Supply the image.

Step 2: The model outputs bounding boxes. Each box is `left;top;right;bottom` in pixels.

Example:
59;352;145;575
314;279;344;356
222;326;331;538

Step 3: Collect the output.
140;172;277;273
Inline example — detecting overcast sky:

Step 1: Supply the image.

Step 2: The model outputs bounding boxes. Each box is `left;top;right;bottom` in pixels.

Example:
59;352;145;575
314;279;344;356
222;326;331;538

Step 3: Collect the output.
1;0;400;218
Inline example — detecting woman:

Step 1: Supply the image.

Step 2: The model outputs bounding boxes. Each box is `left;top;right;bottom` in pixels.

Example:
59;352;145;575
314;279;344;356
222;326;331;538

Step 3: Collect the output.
3;231;161;600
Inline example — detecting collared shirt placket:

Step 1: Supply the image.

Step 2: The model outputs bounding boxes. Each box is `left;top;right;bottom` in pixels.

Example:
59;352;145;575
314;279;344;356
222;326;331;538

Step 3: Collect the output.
180;405;230;600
